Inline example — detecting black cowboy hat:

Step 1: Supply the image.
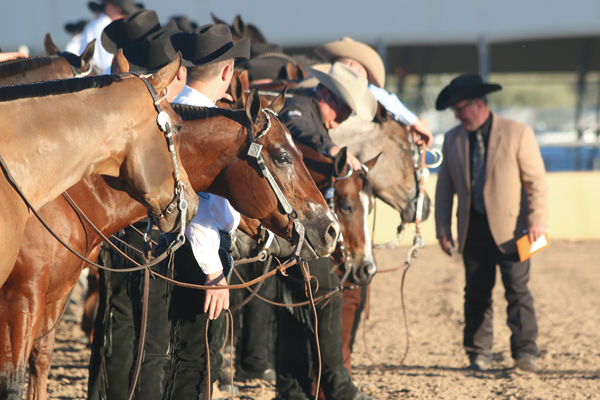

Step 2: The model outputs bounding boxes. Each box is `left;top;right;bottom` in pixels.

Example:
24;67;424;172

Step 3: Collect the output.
244;43;297;82
436;73;502;110
122;20;181;73
64;20;89;35
101;0;140;15
87;2;105;13
101;9;161;54
169;16;198;34
165;24;250;67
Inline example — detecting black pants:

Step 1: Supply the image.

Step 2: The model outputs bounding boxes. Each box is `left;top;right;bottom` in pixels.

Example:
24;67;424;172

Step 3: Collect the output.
88;227;169;400
162;243;226;400
231;259;277;380
276;257;358;400
462;210;539;359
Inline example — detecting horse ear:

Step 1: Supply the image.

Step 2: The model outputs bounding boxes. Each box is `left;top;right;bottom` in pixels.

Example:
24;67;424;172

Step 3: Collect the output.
267;86;287;114
111;49;129;74
233;15;245;37
334;147;348;176
374;102;388;123
363;152;382;171
232;96;245;110
211;12;227;25
80;39;96;69
296;63;308;81
44;33;60;55
147;53;181;94
285;62;297;81
246;24;267;44
240;70;250;91
230;70;243;102
245;88;264;126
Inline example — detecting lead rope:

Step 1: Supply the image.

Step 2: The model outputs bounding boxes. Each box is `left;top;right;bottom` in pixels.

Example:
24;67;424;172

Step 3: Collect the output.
364;142;443;370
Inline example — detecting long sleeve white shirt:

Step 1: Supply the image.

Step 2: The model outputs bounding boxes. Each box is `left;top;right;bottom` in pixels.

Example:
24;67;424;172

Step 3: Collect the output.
76;13;113;72
174;85;241;274
368;84;417;126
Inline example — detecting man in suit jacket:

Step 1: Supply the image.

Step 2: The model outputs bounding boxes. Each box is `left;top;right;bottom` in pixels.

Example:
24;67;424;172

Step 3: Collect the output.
434;74;548;372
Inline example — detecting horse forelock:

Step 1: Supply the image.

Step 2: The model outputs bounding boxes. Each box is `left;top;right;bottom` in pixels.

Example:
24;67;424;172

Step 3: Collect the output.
0;55;55;76
0;74;122;103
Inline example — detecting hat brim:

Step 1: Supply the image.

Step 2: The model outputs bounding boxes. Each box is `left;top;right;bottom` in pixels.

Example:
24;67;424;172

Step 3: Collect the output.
165;34;250;67
436;83;502;111
315;39;385;88
308;67;377;121
88;2;104;13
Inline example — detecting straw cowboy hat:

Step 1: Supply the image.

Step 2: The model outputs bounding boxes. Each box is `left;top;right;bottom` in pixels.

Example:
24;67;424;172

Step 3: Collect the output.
309;62;377;121
315;37;386;88
435;73;502;110
165;24;250;67
101;9;161;54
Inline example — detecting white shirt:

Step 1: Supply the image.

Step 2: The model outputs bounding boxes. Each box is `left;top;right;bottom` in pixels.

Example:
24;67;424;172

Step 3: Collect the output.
77;13;113;72
368;84;417;126
174;85;241;274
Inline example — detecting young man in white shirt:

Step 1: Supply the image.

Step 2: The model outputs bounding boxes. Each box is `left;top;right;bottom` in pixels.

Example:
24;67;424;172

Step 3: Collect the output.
162;24;250;400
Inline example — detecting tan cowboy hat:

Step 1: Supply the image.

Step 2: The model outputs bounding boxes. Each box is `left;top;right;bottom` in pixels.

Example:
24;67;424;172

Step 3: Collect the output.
294;62;330;89
309;62;377;121
315;37;385;88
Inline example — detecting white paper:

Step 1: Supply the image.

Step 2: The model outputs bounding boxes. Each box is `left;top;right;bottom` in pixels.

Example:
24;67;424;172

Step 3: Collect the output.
530;234;547;253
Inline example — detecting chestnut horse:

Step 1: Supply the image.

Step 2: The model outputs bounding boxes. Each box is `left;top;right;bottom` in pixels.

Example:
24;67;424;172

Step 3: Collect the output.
0;54;198;293
7;89;338;399
0;34;95;86
298;144;380;286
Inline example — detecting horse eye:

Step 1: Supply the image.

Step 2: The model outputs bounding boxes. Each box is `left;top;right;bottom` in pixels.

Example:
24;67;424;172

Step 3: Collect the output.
273;151;292;166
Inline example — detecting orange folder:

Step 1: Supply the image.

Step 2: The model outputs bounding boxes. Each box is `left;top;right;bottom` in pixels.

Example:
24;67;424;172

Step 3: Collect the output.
516;232;550;262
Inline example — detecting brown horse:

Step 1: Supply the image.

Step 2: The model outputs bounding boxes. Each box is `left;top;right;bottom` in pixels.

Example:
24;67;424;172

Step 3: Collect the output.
0;54;198;290
6;89;338;399
0;34;95;86
235;75;431;223
298;144;380;286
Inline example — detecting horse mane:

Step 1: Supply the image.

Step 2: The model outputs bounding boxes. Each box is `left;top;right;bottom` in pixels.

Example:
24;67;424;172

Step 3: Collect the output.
0;75;122;103
0;55;55;76
171;103;238;121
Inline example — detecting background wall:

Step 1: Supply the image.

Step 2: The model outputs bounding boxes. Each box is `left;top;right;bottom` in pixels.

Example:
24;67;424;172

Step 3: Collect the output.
371;172;600;247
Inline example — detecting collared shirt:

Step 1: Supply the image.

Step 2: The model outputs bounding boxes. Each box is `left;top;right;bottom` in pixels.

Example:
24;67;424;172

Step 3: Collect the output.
174;85;241;275
468;112;493;174
279;91;336;156
368;84;417;126
77;13;113;71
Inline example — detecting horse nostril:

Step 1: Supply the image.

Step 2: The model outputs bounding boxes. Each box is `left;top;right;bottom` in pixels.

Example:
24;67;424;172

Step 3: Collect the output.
362;262;377;276
326;221;340;243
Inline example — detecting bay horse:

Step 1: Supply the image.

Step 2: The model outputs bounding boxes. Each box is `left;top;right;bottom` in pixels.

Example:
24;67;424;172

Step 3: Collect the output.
0;54;198;290
0;34;95;86
7;88;339;399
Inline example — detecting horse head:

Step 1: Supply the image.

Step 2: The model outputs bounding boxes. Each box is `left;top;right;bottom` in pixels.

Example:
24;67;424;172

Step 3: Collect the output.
44;33;95;77
103;51;198;233
197;88;339;259
301;145;380;285
330;103;431;225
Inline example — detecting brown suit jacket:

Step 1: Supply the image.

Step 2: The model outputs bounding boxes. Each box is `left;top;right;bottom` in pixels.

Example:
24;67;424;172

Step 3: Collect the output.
435;113;548;254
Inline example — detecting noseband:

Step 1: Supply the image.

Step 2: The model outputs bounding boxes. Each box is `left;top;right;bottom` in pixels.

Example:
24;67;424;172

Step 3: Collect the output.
135;74;188;243
246;108;306;258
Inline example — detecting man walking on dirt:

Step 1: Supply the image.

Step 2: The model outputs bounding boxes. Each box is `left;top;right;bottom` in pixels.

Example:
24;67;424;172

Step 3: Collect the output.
434;74;548;372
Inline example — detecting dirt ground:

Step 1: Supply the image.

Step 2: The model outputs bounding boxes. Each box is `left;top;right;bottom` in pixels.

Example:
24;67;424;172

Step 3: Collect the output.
46;240;600;400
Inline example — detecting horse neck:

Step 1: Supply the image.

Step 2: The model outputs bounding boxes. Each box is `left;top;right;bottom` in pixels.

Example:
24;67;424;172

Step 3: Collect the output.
179;113;247;193
0;57;73;86
65;176;147;248
0;79;153;210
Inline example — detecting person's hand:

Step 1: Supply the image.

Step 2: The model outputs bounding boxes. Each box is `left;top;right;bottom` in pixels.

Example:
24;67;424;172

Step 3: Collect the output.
345;152;362;171
204;271;229;320
0;52;28;62
410;119;433;147
438;235;455;256
527;225;546;244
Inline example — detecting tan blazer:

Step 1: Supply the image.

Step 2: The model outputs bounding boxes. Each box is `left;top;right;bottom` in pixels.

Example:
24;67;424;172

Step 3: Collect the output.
435;113;548;254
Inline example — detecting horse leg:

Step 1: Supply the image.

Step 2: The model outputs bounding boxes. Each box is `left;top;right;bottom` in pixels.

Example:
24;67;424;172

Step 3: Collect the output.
26;300;63;400
0;280;46;399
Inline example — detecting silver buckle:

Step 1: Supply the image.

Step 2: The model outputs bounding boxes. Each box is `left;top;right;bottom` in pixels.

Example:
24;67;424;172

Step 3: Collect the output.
248;142;263;159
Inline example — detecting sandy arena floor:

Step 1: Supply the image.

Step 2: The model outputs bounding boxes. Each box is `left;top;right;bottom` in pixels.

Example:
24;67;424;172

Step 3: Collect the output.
46;240;600;399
